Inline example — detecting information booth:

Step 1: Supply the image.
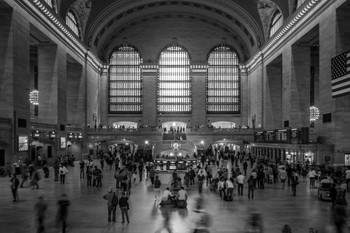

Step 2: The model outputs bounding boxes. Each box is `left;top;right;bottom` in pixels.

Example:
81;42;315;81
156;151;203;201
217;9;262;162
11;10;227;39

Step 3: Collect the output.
152;140;198;184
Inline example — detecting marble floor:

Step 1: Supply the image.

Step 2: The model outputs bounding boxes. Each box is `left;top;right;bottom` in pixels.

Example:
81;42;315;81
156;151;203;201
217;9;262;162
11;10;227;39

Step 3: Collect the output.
0;161;349;233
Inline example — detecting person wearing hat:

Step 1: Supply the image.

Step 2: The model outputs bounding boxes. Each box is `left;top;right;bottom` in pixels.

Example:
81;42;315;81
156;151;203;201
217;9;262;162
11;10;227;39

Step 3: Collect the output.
103;187;118;222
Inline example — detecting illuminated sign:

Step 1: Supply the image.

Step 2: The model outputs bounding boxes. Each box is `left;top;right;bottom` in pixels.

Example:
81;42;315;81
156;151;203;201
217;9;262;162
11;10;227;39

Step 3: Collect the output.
18;136;28;152
29;90;39;105
310;106;320;122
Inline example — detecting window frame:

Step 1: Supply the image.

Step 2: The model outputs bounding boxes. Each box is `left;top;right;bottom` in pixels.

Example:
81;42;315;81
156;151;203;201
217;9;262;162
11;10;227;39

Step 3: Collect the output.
66;9;80;38
206;45;241;114
108;45;143;114
157;45;192;114
269;10;283;38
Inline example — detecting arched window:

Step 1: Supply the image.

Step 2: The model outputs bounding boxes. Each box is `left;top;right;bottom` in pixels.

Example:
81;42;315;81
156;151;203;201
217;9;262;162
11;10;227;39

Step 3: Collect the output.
108;45;143;113
207;45;240;113
66;10;80;37
158;45;191;113
269;10;283;38
44;0;57;13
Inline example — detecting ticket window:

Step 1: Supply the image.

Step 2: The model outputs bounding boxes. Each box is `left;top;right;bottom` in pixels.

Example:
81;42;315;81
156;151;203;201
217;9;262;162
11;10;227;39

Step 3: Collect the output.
169;161;177;170
177;161;186;170
155;161;161;170
162;161;168;170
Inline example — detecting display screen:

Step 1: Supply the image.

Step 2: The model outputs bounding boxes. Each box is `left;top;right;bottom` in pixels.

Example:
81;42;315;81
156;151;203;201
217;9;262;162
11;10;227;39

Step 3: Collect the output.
18;136;28;152
60;137;66;149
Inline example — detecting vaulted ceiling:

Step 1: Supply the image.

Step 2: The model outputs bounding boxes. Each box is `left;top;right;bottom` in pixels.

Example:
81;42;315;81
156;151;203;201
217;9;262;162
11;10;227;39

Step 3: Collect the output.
58;0;291;63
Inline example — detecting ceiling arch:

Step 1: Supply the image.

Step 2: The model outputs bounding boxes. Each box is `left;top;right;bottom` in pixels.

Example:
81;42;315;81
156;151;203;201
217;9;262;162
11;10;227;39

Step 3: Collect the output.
99;13;250;62
58;0;291;62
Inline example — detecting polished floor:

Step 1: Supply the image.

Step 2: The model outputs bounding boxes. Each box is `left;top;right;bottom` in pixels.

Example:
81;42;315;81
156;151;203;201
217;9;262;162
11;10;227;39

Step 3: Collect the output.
0;161;348;233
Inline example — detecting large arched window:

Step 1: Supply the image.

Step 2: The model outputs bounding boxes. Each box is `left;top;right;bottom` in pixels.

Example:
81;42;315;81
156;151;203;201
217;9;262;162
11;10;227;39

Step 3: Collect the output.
158;45;191;113
44;0;57;13
207;45;240;113
66;10;80;37
269;10;283;38
108;45;143;113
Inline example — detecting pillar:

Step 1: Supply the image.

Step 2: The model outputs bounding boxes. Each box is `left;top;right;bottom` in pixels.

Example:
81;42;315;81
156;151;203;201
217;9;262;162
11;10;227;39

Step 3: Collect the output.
142;65;158;126
66;61;84;126
282;45;311;128
37;45;67;125
99;68;108;126
240;67;249;126
191;65;207;127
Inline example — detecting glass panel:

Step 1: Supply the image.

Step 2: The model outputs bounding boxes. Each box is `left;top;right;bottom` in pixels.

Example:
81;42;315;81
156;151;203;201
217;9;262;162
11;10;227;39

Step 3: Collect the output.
297;0;307;8
158;46;191;113
44;0;57;12
269;11;283;38
66;11;79;37
207;45;240;113
108;46;142;113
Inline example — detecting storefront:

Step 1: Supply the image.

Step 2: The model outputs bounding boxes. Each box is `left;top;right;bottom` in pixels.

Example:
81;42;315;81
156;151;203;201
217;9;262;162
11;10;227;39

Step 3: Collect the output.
248;143;334;165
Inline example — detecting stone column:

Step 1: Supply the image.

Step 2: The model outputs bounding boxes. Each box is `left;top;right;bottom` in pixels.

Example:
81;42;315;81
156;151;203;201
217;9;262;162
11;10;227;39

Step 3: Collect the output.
142;64;158;126
37;45;67;125
240;67;249;127
99;67;108;126
0;5;30;160
66;62;84;126
191;65;207;127
282;45;311;128
265;64;283;129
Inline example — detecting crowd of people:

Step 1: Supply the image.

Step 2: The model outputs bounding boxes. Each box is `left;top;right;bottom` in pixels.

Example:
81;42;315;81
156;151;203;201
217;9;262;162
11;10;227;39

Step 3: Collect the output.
5;142;350;233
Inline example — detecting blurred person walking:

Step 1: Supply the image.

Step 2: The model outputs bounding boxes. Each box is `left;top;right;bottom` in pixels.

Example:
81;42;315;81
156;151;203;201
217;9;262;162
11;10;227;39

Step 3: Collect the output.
79;160;85;179
247;175;255;199
10;174;20;202
154;175;161;202
332;200;349;233
197;170;205;194
56;194;71;233
192;197;211;233
291;170;299;196
34;196;47;233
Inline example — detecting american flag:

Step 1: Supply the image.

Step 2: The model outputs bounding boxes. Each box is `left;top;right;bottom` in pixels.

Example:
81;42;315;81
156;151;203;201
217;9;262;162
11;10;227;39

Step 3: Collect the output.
331;51;350;98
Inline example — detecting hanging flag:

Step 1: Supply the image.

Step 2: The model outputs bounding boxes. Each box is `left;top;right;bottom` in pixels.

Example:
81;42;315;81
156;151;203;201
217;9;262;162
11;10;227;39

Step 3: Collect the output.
331;50;350;98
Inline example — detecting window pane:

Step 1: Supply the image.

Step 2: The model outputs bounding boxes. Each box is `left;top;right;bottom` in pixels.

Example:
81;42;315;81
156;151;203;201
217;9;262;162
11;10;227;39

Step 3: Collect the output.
269;11;283;38
108;46;142;113
158;46;191;113
207;45;240;114
66;11;79;37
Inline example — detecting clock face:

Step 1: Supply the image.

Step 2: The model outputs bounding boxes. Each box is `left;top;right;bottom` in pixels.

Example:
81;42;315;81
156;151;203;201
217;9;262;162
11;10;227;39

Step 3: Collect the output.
172;142;180;151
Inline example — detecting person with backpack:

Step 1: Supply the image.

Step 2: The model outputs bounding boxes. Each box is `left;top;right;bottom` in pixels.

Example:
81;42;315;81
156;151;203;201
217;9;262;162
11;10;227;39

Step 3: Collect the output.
154;175;162;203
103;187;118;222
10;174;20;202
